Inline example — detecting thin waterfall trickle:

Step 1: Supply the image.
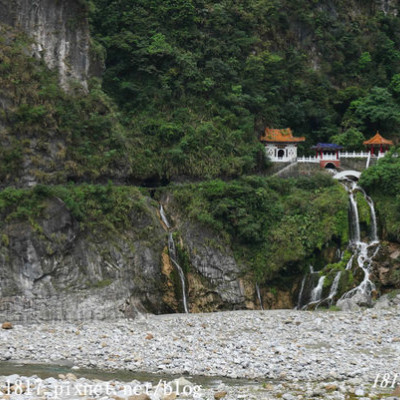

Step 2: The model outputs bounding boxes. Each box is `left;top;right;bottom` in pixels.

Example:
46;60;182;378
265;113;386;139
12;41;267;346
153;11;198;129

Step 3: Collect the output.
160;205;189;313
327;272;341;303
367;195;378;242
296;276;306;309
310;276;325;303
160;205;170;229
255;283;264;310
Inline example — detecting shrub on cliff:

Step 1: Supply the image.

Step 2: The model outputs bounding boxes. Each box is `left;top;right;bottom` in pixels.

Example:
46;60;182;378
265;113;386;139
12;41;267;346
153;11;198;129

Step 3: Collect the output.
171;175;349;281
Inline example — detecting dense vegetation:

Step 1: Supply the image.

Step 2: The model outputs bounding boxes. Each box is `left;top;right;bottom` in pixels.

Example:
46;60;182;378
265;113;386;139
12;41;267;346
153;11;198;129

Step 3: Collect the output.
360;147;400;242
170;174;349;282
87;0;400;182
3;1;400;184
0;183;150;234
0;28;128;185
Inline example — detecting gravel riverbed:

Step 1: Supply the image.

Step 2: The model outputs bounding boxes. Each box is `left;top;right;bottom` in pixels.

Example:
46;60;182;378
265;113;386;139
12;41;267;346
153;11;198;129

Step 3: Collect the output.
1;308;400;399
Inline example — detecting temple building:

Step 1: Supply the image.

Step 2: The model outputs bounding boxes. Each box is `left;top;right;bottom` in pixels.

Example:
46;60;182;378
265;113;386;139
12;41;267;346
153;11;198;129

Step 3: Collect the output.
311;143;344;169
260;128;305;162
363;132;393;156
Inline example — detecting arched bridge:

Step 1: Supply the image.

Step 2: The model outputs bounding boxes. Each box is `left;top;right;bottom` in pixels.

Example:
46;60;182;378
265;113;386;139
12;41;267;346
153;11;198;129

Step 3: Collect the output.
333;170;361;181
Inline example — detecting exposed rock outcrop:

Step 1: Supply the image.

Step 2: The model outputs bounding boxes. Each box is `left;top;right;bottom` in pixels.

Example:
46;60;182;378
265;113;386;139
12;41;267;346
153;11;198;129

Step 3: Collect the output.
0;0;95;90
181;222;246;311
372;242;400;290
0;197;167;322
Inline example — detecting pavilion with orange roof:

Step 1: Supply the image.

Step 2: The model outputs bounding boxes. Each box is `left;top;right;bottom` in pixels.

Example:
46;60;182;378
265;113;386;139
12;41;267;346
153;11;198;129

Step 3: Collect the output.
363;132;393;156
260;128;305;162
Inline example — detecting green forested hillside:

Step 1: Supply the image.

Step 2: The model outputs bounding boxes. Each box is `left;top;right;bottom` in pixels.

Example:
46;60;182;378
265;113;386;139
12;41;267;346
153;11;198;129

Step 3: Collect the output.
2;1;400;184
88;0;400;182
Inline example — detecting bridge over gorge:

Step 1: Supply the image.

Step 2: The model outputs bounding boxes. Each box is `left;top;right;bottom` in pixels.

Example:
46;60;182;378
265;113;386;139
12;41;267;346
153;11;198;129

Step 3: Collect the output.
333;170;362;181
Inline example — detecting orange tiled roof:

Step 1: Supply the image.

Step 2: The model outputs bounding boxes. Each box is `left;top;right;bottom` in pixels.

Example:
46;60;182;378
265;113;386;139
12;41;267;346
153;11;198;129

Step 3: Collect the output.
260;128;305;143
363;132;393;146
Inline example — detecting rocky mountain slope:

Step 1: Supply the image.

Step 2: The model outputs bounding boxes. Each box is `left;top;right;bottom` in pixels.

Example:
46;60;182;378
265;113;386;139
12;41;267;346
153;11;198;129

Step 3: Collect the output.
0;0;399;321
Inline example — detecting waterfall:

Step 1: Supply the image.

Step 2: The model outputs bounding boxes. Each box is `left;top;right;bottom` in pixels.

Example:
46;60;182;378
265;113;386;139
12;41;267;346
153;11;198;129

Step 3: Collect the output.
255;283;264;310
296;276;306;309
160;205;189;314
298;265;320;309
297;177;380;310
310;276;325;302
365;194;378;242
345;254;354;270
327;272;341;302
348;183;361;243
168;233;189;314
160;205;170;229
338;180;380;304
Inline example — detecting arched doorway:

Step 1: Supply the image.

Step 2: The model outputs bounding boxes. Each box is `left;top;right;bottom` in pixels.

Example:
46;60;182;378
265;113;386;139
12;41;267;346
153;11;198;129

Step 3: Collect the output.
324;163;336;169
277;149;285;159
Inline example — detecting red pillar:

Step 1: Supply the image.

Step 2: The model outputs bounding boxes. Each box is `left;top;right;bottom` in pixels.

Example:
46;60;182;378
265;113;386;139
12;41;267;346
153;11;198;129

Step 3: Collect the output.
370;146;374;156
380;144;383;153
336;150;339;160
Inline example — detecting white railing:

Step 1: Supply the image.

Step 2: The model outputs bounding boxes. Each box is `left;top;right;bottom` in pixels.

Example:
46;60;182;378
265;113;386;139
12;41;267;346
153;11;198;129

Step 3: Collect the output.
297;152;387;163
270;156;297;163
339;151;369;158
298;154;338;162
297;156;319;163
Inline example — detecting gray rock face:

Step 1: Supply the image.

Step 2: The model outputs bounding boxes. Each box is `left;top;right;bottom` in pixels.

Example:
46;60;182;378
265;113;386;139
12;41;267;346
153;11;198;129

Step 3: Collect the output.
336;292;372;311
0;195;253;322
180;222;246;309
0;197;166;323
0;0;94;90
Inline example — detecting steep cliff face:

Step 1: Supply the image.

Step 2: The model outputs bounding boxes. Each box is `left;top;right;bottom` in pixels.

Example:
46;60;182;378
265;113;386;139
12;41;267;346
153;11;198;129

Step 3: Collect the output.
0;0;93;90
0;196;167;322
0;187;297;323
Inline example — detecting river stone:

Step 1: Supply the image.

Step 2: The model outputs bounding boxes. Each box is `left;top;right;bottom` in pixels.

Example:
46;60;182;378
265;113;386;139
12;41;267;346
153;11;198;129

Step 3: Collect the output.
374;294;391;309
1;322;13;329
337;294;367;311
127;395;151;400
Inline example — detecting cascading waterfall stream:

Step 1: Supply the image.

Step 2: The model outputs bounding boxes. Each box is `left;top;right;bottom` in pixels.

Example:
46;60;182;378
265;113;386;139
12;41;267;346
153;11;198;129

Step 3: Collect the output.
339;180;380;304
160;205;189;314
299;177;380;309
